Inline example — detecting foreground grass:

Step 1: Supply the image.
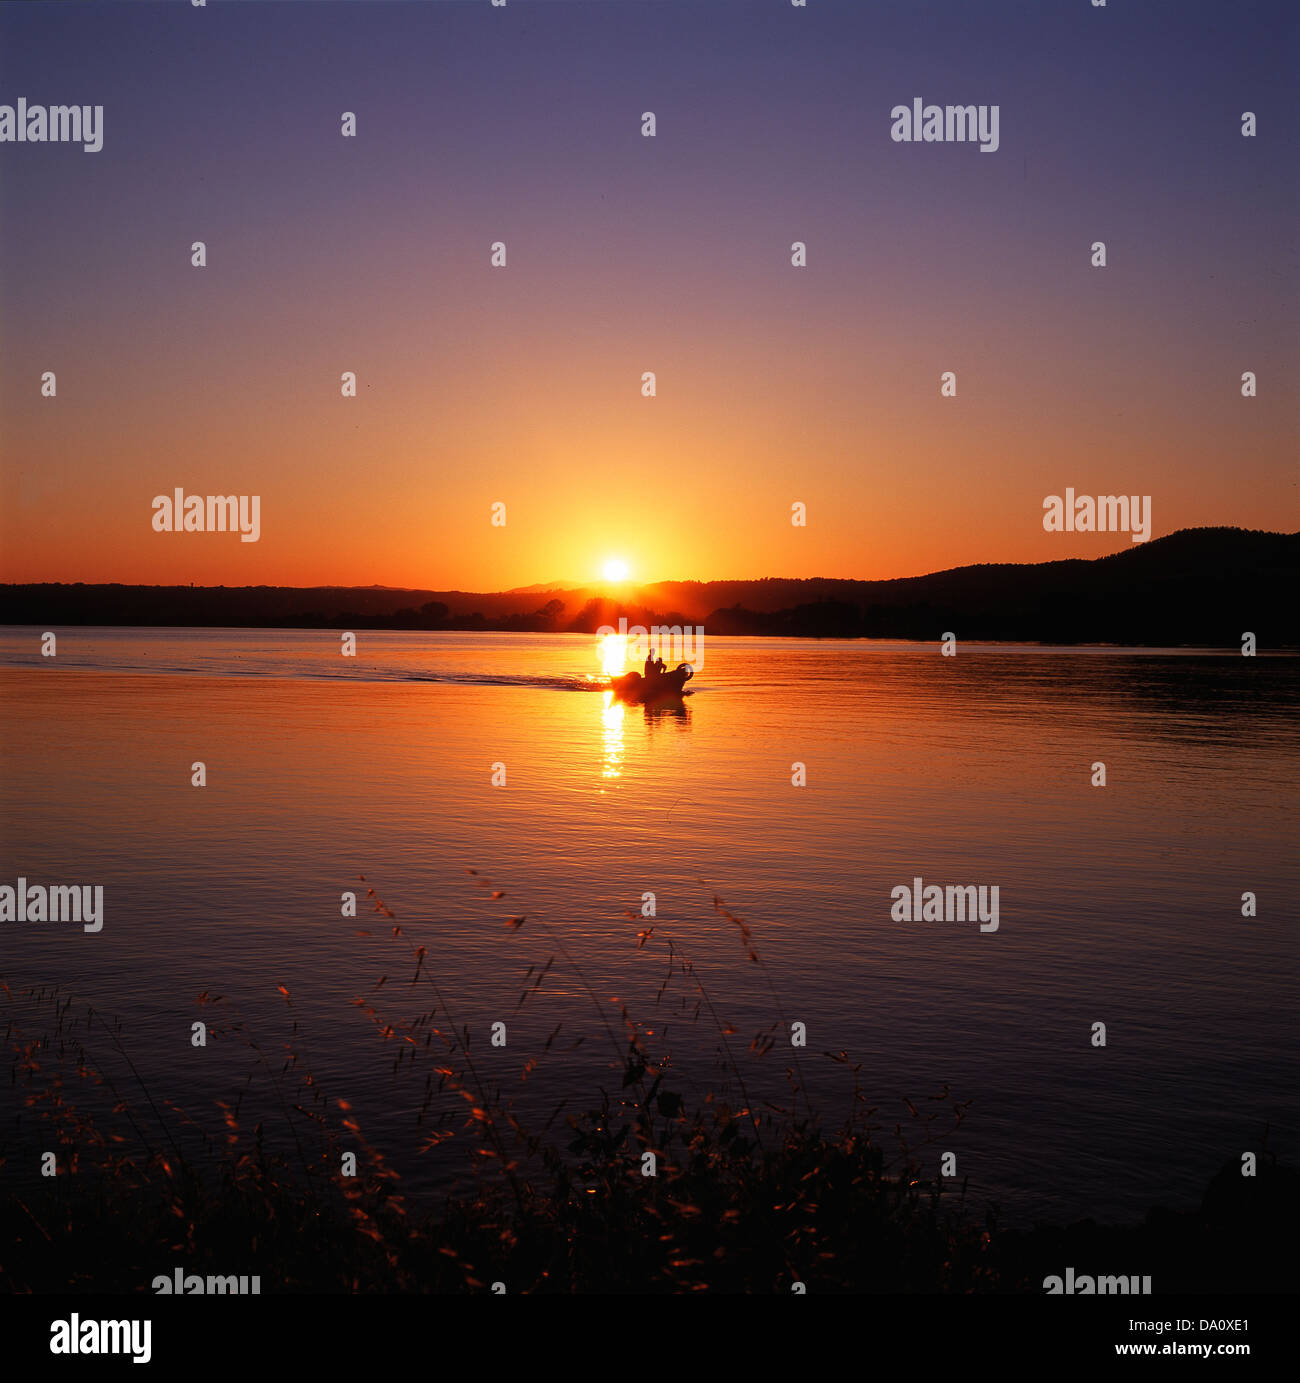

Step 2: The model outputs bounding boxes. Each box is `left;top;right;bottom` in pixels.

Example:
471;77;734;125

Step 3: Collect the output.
4;879;1296;1294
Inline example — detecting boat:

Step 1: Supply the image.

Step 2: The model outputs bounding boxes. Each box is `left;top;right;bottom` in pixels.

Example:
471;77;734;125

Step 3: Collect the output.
609;662;695;704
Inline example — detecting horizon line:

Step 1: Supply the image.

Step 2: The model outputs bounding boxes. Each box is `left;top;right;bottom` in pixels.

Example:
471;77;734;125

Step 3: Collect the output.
3;525;1296;595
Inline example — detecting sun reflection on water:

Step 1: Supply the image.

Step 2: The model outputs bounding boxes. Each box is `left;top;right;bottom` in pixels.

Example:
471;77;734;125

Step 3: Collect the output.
600;690;625;783
598;632;628;677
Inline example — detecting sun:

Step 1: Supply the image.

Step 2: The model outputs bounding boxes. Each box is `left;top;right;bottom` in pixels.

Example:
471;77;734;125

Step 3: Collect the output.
602;558;630;583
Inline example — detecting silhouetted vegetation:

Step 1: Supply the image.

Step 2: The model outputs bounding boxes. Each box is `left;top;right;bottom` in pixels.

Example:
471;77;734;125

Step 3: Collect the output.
3;528;1295;645
3;876;1295;1294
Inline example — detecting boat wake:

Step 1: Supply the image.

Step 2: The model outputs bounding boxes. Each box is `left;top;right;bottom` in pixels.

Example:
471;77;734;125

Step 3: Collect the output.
0;653;696;693
393;671;608;691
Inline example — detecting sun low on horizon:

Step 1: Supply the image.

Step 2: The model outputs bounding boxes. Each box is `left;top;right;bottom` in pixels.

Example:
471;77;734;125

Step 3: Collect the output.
602;558;631;584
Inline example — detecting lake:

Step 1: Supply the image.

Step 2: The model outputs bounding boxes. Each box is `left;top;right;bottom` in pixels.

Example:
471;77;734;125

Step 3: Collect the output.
1;627;1296;1226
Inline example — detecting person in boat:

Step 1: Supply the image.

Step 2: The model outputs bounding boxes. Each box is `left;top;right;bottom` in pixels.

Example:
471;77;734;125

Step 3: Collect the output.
653;653;666;674
643;648;655;679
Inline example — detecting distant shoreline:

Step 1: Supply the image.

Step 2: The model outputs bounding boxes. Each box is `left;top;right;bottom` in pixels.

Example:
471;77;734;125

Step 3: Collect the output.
1;625;1297;653
2;528;1296;646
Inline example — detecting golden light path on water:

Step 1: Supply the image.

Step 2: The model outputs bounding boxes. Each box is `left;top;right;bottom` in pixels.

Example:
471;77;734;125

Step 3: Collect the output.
600;695;624;784
598;632;627;676
597;633;627;784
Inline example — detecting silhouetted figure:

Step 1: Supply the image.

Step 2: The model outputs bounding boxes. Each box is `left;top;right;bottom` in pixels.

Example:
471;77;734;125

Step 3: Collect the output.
643;649;655;678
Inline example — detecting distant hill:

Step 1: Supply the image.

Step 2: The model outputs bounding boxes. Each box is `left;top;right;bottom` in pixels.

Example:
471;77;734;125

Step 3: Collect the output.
2;528;1295;645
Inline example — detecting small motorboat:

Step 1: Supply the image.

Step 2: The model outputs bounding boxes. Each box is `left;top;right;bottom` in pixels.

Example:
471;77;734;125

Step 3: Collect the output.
609;662;695;704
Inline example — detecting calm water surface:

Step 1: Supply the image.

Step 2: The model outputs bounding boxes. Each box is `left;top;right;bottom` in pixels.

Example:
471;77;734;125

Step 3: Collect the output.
1;628;1296;1225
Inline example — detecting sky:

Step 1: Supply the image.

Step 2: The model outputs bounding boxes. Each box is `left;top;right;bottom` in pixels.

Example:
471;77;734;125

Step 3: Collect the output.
1;0;1296;590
